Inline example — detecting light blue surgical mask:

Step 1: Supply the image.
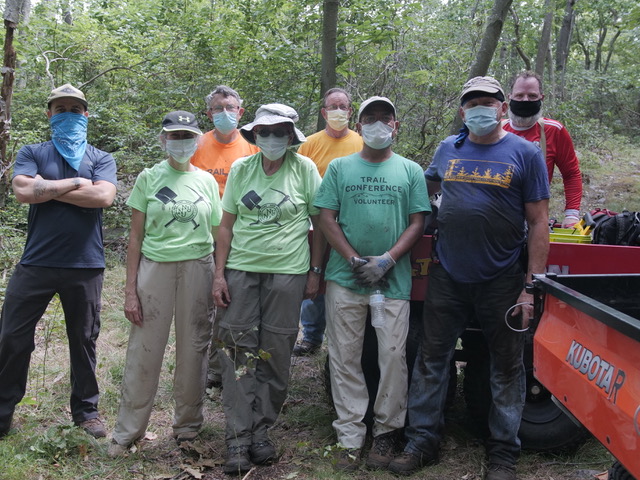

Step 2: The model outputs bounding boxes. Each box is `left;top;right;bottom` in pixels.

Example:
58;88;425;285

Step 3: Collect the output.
463;105;500;137
213;110;238;135
165;138;198;163
50;112;88;171
361;121;394;150
256;135;290;161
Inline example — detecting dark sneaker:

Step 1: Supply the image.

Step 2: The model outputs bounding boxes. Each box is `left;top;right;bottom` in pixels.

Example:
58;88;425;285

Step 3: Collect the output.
366;431;398;469
388;450;438;476
335;448;361;472
224;445;251;475
486;463;517;480
292;340;321;357
77;418;107;438
250;439;277;464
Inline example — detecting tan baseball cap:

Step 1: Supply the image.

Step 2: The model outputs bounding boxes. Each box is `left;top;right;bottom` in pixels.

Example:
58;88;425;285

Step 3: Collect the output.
47;84;88;109
460;76;505;105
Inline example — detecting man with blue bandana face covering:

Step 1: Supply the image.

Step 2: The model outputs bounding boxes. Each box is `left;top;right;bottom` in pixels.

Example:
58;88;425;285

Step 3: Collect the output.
0;83;117;440
314;96;430;472
389;77;550;480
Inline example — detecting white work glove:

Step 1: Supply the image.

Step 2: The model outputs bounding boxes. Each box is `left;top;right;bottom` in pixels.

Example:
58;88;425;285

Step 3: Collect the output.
561;209;580;229
352;251;396;288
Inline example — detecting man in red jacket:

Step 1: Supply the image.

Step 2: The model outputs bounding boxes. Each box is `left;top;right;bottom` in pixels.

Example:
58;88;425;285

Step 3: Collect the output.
503;71;582;228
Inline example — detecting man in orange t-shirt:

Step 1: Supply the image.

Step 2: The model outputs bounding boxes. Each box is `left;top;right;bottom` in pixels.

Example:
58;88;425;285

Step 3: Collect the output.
192;86;258;389
191;85;259;198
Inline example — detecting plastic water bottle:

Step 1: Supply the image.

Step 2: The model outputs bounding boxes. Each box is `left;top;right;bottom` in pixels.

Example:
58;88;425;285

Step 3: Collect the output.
369;289;386;328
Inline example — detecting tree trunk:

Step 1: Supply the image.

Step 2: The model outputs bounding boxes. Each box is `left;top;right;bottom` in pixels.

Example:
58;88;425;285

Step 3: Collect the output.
1;0;29;207
317;0;339;131
555;0;576;73
603;28;621;73
510;7;531;70
534;0;554;77
451;0;513;134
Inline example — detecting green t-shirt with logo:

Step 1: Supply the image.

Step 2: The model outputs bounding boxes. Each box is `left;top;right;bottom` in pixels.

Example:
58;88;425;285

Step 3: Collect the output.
127;160;222;262
314;152;430;299
222;151;322;274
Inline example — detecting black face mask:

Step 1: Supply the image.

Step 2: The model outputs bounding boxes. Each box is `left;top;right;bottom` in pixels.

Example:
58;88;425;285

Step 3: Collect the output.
509;99;542;117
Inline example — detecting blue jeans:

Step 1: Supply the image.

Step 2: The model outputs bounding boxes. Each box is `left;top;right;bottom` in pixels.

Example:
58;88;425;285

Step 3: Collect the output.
405;262;525;467
299;294;326;346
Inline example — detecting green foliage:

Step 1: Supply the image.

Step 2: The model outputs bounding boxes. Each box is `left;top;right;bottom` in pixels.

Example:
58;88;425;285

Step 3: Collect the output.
29;424;94;463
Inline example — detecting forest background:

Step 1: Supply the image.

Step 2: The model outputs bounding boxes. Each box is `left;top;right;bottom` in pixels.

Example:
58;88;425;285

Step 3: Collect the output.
0;0;639;479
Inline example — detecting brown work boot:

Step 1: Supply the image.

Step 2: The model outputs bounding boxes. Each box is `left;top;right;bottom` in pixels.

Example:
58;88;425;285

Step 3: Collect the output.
334;447;361;472
388;450;438;476
486;463;517;480
77;418;107;438
366;431;398;469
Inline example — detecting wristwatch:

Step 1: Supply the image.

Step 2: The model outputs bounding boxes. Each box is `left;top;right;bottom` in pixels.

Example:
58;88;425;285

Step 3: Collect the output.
310;266;323;274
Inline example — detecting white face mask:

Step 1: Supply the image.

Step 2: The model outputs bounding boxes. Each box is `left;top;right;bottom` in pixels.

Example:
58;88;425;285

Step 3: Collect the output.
256;135;290;161
361;121;394;149
326;109;349;131
165;138;198;164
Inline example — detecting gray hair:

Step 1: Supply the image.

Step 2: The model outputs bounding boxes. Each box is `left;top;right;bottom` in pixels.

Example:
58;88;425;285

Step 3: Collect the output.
510;71;543;94
323;87;352;107
205;85;243;108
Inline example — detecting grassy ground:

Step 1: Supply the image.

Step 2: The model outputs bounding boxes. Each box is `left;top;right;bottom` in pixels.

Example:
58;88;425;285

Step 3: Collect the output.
1;135;638;479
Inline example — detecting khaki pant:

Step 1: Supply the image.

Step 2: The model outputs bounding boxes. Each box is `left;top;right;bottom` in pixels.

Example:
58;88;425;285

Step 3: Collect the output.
216;269;306;446
325;281;409;449
112;255;214;446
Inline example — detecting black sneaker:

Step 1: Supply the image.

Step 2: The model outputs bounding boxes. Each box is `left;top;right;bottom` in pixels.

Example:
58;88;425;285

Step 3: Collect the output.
292;340;321;356
224;444;251;475
486;463;517;480
250;439;277;464
388;450;438;476
366;431;398;469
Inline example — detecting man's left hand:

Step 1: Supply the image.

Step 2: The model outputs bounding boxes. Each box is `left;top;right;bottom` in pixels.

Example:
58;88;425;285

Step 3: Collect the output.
353;251;395;288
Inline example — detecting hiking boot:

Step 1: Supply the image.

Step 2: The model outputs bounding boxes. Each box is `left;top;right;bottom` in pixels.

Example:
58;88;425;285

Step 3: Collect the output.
334;448;361;472
107;441;129;457
250;439;277;464
388;450;438;476
292;340;321;357
486;463;517;480
77;418;107;438
175;431;198;444
224;444;251;475
366;431;398;469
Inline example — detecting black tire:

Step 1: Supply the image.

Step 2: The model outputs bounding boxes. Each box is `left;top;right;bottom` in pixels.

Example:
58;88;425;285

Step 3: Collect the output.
609;460;636;480
461;330;589;452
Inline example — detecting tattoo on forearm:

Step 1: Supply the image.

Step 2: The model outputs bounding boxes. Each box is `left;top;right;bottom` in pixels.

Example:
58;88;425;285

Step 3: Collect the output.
33;179;60;199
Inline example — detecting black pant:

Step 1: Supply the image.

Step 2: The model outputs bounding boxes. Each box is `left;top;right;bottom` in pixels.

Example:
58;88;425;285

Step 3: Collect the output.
0;264;103;432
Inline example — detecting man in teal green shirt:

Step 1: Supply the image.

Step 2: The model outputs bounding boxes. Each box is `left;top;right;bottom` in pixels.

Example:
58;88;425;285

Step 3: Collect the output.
314;96;430;472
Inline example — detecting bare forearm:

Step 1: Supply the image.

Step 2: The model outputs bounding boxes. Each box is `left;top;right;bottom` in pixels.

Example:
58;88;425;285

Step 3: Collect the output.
13;175;83;204
56;181;117;208
319;210;358;262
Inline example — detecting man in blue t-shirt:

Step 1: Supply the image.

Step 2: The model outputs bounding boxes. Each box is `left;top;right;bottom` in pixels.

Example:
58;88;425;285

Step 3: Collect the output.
0;84;117;439
389;77;550;480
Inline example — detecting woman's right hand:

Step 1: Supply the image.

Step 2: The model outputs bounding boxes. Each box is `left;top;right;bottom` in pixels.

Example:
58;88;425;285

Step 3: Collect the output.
213;273;231;308
124;289;144;326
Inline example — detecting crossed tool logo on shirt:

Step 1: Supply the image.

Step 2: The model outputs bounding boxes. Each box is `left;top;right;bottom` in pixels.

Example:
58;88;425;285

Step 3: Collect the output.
241;188;297;226
155;186;205;230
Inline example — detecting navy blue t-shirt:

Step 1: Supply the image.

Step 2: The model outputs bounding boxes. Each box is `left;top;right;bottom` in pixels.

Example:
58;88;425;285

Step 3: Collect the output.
425;133;549;282
12;141;117;268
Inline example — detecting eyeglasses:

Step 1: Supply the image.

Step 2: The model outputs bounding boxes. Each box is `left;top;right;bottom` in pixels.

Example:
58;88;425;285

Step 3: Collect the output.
210;105;240;114
324;104;350;111
255;128;290;138
361;114;395;125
